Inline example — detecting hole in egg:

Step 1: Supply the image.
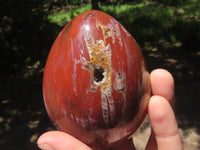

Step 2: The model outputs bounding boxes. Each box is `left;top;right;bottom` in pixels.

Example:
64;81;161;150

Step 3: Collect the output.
93;65;107;85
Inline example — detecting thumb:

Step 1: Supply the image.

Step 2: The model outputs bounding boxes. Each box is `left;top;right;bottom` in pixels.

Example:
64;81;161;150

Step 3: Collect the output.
37;131;91;150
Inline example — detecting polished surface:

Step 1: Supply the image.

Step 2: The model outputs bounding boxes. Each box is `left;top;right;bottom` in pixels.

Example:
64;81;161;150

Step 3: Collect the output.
43;10;151;148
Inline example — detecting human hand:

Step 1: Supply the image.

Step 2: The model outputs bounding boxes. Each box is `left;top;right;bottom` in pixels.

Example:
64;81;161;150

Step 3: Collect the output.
145;69;183;150
37;69;183;150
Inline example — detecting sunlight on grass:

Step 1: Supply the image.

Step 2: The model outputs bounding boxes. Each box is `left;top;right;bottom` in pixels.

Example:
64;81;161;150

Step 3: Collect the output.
47;1;199;27
47;3;147;26
47;0;200;50
100;3;145;15
48;10;72;26
48;4;91;26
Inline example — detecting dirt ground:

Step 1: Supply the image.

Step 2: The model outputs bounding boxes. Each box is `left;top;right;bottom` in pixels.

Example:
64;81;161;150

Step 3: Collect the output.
133;116;200;150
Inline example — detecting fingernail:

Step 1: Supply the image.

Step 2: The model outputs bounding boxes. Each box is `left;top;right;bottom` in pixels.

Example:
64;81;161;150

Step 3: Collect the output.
38;144;54;150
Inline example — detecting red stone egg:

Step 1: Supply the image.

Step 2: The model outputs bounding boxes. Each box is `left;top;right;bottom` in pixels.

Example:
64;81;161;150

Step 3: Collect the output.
43;10;151;148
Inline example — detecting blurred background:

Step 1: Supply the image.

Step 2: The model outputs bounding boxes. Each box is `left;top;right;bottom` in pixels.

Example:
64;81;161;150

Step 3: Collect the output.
0;0;199;149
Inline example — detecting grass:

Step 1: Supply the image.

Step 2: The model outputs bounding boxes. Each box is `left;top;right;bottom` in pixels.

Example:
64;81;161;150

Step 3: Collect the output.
47;4;91;26
47;3;147;26
47;1;200;26
47;0;200;51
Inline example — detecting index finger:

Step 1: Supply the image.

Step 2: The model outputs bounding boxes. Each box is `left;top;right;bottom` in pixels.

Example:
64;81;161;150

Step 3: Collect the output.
150;69;175;105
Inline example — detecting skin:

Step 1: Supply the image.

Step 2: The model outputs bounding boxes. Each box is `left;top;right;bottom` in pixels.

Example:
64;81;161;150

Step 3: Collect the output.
37;69;183;150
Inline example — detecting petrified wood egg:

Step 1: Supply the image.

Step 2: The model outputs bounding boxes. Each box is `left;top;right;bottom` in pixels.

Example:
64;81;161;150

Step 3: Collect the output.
43;10;151;148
